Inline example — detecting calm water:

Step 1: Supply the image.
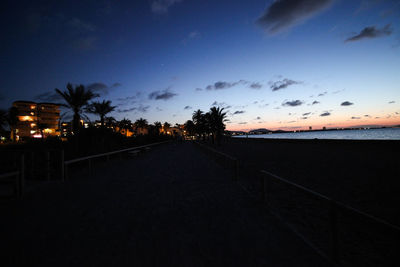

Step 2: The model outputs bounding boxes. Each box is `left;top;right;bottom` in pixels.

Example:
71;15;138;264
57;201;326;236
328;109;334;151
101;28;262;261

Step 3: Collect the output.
234;128;400;140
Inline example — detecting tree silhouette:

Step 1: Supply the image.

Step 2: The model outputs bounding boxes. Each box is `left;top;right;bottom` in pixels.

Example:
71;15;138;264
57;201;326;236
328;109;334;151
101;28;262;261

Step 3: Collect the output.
0;109;7;133
7;107;19;141
134;118;148;135
184;120;195;137
208;107;227;144
192;109;205;139
87;100;116;127
55;83;98;133
118;118;132;136
153;121;162;135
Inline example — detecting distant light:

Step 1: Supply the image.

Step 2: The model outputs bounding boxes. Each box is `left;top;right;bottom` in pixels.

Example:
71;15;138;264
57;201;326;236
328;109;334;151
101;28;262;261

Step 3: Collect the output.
30;105;35;109
33;134;42;138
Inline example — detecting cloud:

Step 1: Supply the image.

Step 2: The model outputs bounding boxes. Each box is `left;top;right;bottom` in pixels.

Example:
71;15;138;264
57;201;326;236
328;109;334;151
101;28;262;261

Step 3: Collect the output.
183;31;201;44
388;101;395;104
211;101;231;108
151;0;182;14
184;106;192;110
148;88;177;100
256;0;334;34
249;82;263;89
87;82;121;95
270;78;300;91
238;122;247;124
195;88;203;91
341;101;354;106
255;116;261;120
318;91;327;97
67;17;96;33
312;101;320;105
72;36;97;51
117;107;136;113
345;24;392;42
320;112;331;116
351;116;361;119
35;91;63;102
301;117;309;120
117;104;150;113
233;110;245;115
206;80;247;90
282;100;303;107
302;112;311;116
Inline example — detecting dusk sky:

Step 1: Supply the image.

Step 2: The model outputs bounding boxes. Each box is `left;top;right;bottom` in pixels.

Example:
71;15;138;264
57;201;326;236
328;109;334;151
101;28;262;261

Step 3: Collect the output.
1;0;399;131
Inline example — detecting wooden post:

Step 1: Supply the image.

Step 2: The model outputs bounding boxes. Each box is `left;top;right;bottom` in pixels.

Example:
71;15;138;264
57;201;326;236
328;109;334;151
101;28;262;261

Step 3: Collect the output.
46;151;50;181
233;159;239;181
65;164;69;181
88;159;92;176
261;175;266;202
18;154;25;199
329;200;339;263
60;150;65;182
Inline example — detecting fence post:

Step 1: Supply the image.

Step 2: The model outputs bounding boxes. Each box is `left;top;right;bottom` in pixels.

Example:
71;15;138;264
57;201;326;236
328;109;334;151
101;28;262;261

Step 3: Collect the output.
18;154;25;199
46;150;50;181
261;174;266;202
88;159;92;176
60;150;65;182
233;159;239;181
329;200;339;263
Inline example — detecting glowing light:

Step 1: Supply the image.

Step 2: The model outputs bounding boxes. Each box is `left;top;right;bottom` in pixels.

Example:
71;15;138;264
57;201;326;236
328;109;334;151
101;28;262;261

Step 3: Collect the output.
30;105;35;109
31;123;36;127
33;134;42;138
20;116;33;121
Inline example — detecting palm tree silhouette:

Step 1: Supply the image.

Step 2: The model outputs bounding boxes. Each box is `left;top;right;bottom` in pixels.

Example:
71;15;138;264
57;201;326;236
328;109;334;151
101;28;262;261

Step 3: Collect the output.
208;107;227;145
184;120;195;137
55;83;98;133
87;100;116;127
0;109;7;133
192;109;205;139
7;107;19;141
153;121;162;135
134;118;148;135
118;118;132;136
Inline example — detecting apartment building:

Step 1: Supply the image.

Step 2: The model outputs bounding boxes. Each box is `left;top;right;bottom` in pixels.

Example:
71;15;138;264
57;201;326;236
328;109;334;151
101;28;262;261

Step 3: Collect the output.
11;101;60;140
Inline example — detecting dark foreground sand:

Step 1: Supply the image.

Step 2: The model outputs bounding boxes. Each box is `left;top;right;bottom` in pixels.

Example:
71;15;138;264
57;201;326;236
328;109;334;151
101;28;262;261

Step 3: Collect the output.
215;138;400;225
206;138;400;266
0;142;327;267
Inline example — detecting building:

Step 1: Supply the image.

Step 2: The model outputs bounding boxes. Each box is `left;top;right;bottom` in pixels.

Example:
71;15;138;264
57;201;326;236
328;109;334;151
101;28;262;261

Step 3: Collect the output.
11;101;60;140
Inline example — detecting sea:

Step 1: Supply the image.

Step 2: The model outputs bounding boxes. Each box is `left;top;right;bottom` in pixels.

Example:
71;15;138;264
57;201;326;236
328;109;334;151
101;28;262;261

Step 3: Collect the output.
233;128;400;140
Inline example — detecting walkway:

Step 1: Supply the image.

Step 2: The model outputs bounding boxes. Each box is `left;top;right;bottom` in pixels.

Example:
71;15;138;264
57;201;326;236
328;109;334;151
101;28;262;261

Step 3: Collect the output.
1;142;328;266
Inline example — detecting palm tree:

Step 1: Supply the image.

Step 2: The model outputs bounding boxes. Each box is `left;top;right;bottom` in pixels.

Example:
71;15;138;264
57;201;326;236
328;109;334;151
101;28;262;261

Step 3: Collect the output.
7;107;19;141
55;83;98;133
134;118;148;135
184;120;195;137
104;116;117;129
87;100;116;127
192;109;205;139
153;121;162;135
118;118;132;136
208;107;227;145
162;122;171;134
0;109;7;132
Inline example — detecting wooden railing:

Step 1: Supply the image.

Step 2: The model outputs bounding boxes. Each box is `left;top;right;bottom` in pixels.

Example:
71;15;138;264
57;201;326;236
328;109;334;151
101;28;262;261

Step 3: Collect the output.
260;169;400;265
63;140;171;180
193;141;239;181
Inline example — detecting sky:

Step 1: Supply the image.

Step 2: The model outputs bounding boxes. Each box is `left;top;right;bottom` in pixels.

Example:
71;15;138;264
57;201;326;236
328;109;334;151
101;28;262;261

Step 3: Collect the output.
1;0;399;131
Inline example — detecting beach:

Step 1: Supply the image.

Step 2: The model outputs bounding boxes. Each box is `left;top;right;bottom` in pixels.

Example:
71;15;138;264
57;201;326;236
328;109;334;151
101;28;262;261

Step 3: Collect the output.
213;138;400;226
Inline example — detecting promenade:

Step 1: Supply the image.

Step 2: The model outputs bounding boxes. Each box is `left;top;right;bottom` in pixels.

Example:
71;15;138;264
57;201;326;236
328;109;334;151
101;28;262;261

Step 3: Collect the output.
1;142;327;266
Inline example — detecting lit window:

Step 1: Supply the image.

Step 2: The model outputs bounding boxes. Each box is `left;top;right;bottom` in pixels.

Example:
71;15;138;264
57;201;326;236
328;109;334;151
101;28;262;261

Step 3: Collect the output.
31;123;36;127
30;112;35;115
30;105;35;109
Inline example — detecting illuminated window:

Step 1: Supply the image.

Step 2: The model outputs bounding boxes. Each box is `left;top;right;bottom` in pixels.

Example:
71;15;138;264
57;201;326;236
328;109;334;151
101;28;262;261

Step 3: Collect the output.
30;105;35;109
20;116;33;121
31;123;36;127
30;112;35;115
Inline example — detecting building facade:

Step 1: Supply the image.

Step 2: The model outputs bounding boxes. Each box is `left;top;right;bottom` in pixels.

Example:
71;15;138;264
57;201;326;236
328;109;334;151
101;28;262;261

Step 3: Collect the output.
12;101;60;140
